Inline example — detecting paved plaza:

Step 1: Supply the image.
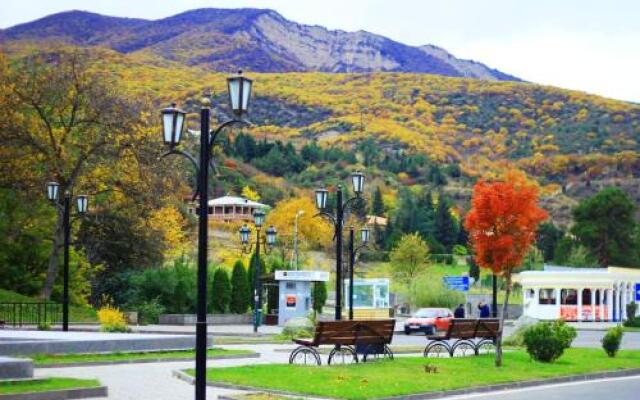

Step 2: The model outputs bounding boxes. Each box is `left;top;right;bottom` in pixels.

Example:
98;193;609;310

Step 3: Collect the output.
5;328;635;399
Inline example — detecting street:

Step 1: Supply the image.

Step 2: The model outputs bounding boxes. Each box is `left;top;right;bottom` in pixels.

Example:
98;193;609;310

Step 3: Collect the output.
445;375;640;400
392;327;640;349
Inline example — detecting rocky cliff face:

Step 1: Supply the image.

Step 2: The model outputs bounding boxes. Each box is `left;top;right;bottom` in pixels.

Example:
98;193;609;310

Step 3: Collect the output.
0;8;519;80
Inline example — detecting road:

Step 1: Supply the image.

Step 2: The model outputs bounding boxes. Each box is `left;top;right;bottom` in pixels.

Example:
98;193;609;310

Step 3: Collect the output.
444;375;640;400
391;327;640;349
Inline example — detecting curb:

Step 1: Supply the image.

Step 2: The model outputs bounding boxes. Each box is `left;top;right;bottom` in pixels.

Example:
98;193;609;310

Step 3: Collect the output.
36;352;260;368
174;367;640;400
173;370;315;398
379;368;640;399
0;386;107;400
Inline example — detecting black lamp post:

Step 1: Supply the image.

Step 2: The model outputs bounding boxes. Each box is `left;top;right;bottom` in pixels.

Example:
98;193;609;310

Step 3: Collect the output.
239;209;277;333
160;71;252;400
314;171;365;320
348;226;369;320
46;182;88;332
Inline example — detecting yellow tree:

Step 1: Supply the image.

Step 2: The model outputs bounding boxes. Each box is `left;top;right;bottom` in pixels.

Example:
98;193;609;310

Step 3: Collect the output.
265;197;333;259
1;49;141;298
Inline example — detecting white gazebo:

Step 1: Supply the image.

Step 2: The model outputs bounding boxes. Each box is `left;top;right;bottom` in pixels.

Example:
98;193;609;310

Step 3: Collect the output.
187;195;268;223
514;265;640;322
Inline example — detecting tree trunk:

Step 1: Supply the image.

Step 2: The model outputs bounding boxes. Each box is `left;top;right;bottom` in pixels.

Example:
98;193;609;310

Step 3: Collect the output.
495;274;512;367
42;208;63;300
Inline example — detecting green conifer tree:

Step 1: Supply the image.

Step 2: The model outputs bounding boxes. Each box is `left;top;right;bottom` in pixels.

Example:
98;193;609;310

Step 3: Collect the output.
230;260;249;314
210;268;231;313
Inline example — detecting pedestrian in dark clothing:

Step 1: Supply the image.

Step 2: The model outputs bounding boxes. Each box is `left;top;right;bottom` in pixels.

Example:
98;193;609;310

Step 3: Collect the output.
478;301;491;318
454;304;465;318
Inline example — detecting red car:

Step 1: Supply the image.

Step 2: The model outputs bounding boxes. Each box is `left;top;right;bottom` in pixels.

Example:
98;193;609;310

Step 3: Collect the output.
404;308;453;335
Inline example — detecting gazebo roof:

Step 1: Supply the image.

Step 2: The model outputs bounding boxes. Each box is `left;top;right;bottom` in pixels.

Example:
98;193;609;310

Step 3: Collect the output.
208;195;268;209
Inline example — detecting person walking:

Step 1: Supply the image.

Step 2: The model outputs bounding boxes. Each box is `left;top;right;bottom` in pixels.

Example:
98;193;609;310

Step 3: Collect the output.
454;304;465;318
478;301;491;318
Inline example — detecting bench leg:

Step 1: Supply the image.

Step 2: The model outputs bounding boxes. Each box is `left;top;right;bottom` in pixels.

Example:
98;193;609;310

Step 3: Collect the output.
289;345;321;365
328;345;358;365
475;339;497;356
424;341;452;358
451;339;476;357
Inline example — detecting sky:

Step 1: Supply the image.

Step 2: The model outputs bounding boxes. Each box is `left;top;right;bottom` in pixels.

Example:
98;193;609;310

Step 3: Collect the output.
2;0;639;103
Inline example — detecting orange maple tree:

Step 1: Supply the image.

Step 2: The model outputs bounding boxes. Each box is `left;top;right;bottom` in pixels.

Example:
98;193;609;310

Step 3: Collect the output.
464;170;547;366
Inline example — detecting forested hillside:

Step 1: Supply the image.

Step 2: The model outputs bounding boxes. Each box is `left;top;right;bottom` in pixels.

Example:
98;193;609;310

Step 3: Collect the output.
3;43;640;218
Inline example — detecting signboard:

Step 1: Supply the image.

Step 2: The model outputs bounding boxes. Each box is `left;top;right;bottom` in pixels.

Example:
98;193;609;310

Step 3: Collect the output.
443;276;469;292
275;270;329;282
636;283;640;302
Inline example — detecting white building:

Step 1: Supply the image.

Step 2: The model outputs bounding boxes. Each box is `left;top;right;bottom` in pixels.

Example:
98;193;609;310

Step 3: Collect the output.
514;266;640;322
187;195;268;223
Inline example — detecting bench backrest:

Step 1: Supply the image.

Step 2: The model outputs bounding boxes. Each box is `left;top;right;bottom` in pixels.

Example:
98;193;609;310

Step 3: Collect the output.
313;319;395;346
475;319;500;339
445;319;478;339
444;318;501;339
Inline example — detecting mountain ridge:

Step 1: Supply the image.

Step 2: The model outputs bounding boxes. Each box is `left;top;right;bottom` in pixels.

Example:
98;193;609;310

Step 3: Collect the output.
0;8;520;80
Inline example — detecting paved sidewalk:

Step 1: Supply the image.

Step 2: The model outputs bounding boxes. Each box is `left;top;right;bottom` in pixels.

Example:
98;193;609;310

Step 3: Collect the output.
34;344;292;400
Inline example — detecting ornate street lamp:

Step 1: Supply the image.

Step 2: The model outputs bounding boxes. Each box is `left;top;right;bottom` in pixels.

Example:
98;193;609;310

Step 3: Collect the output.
313;170;366;320
239;210;276;332
161;103;186;147
348;225;370;320
45;182;89;331
314;187;328;210
227;70;253;116
160;71;253;400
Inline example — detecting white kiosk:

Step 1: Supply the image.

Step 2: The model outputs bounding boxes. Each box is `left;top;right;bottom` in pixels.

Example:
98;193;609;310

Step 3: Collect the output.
515;266;640;322
275;270;329;326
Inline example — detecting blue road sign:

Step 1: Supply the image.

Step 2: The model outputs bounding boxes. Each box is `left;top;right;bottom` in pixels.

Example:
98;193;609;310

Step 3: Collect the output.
443;276;469;292
635;283;640;302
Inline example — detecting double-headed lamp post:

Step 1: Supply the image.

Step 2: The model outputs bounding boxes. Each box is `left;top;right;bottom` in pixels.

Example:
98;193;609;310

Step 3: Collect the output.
314;171;365;320
46;182;88;332
160;71;253;400
348;226;370;320
239;209;277;333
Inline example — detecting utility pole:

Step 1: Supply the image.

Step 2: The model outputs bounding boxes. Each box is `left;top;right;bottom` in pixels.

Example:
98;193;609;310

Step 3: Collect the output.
294;210;304;270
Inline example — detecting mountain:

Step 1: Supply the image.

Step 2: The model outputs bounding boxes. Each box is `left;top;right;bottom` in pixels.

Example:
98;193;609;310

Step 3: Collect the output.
0;8;519;80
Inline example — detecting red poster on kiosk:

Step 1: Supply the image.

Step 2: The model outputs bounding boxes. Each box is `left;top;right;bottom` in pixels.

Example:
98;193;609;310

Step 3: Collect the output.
286;295;297;309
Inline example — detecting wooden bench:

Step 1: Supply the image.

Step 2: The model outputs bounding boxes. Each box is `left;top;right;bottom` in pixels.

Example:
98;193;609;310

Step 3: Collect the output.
289;319;395;365
423;318;501;357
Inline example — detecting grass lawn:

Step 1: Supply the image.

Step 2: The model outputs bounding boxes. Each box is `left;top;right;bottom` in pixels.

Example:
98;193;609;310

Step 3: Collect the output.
196;348;640;400
0;378;100;395
623;326;640;332
31;347;253;366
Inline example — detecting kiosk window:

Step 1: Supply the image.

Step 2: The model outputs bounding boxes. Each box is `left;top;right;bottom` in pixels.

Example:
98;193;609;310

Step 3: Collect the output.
561;289;577;305
539;288;556;305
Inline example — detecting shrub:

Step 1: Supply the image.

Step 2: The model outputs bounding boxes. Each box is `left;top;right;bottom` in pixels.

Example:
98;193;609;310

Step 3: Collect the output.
452;245;468;256
624;302;640;327
503;316;539;347
522;320;576;362
312;281;327;314
211;268;231;313
410;276;465;310
230;261;250;314
37;322;51;331
127;259;196;314
601;326;624;357
97;305;130;333
137;298;165;325
279;316;314;340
